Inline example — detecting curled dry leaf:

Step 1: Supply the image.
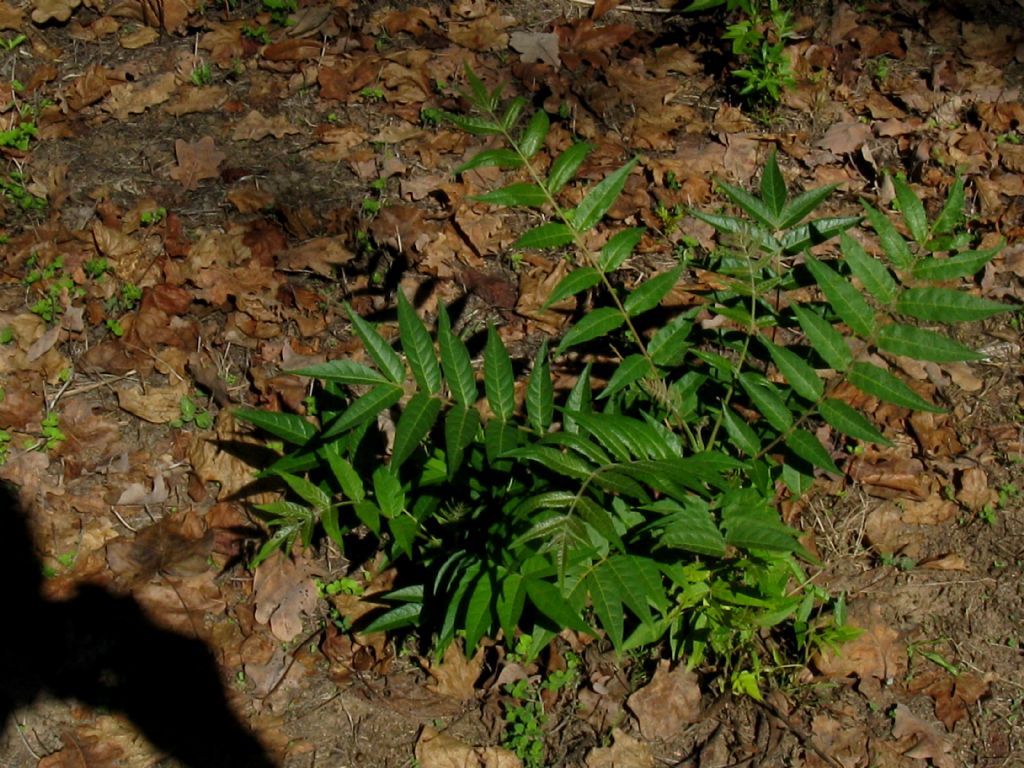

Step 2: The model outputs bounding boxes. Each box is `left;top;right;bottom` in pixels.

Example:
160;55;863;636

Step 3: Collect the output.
891;703;955;768
231;110;300;142
116;378;190;424
423;641;485;700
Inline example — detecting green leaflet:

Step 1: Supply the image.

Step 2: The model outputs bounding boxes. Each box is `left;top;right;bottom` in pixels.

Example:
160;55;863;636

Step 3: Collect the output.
397;291;442;394
543;267;601;309
848;361;943;413
445;404;480;476
571;157;638;232
346;303;405;383
792;305;852;371
804;254;875;338
555;307;625;355
519;110;550;158
876;323;983;362
840;232;897;305
891;175;928;244
862;202;913;270
236;408;316;445
285;359;387;387
599;354;653;401
390;392;442;469
721;406;761;457
784;429;839;475
896;287;1010;323
515;221;574;249
472;182;548;207
455;148;522;173
818;398;889;444
739;372;793;432
484;325;515;421
624;263;684;317
598;227;644;272
547;142;592;196
526;340;553;433
912;245;1001;281
760;337;823;401
438;304;477;406
321;383;404;439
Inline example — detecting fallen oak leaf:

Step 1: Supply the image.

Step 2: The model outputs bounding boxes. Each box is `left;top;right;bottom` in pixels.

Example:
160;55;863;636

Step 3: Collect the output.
31;0;80;23
891;703;955;768
169;135;225;190
231;109;300;142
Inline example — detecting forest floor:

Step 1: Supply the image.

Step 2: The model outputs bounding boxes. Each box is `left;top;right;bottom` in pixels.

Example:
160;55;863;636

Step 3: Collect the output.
0;0;1023;766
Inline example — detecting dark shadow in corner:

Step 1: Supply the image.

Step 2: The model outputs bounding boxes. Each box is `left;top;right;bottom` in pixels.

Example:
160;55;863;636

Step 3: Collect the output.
0;480;276;767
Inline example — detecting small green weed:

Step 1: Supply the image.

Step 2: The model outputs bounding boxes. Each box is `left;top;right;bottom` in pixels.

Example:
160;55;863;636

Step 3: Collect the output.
243;24;271;44
191;61;213;87
0;172;45;210
171;394;213;429
501;647;580;768
39;412;66;451
683;0;796;104
359;86;385;102
0;34;25;52
140;207;167;226
262;0;296;26
0;121;37;151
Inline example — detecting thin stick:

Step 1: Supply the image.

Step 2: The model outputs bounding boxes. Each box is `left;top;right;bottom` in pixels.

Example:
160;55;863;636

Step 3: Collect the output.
568;0;672;12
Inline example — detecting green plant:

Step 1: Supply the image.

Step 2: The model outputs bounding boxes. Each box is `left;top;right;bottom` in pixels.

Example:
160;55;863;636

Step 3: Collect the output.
0;34;25;52
242;24;271;44
261;0;296;26
683;0;796;104
0;429;10;465
83;257;110;280
39;412;66;451
140;207;166;225
501;645;580;768
0;121;37;150
0;172;45;210
359;86;385;102
171;394;213;429
191;61;213;86
237;69;1011;694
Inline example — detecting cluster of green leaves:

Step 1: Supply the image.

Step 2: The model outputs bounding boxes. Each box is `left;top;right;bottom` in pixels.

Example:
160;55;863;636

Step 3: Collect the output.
684;0;796;103
238;69;1011;694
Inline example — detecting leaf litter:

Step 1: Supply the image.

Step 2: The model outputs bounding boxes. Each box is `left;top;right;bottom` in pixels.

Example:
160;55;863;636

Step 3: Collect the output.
0;0;1022;765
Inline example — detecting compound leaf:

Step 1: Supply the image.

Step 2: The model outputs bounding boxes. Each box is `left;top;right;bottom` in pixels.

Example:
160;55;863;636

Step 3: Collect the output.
896;287;1010;323
572;157;638;232
819;398;889;444
841;232;898;304
599;227;644;273
624;263;684;317
876;323;983;362
543;266;601;309
526;340;553;432
804;254;876;338
547;142;593;196
515;221;574;249
891;175;928;244
792;305;852;371
555;307;625;355
785;429;839;474
346;303;405;384
236;408;316;446
472;182;548;207
285;359;387;387
438;304;477;406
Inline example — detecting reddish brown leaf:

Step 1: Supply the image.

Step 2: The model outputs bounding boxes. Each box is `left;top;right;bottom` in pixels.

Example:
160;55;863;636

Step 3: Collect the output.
169;136;225;190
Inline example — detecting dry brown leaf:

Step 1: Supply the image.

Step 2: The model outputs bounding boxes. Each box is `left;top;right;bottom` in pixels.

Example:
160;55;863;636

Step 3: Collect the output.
813;604;906;683
119;24;159;48
116;472;169;506
956;466;996;512
424;641;484;700
276;236;355;277
102;72;177;120
585;727;656;768
510;30;560;67
231;109;299;141
169;135;225;190
416;726;522;768
0;1;21;27
626;660;701;741
163;84;228;116
32;0;80;23
816;121;872;155
116;379;190;424
891;703;955;768
253;550;320;643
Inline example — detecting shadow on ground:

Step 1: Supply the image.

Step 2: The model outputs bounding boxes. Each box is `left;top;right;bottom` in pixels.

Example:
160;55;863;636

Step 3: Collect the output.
0;481;276;767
